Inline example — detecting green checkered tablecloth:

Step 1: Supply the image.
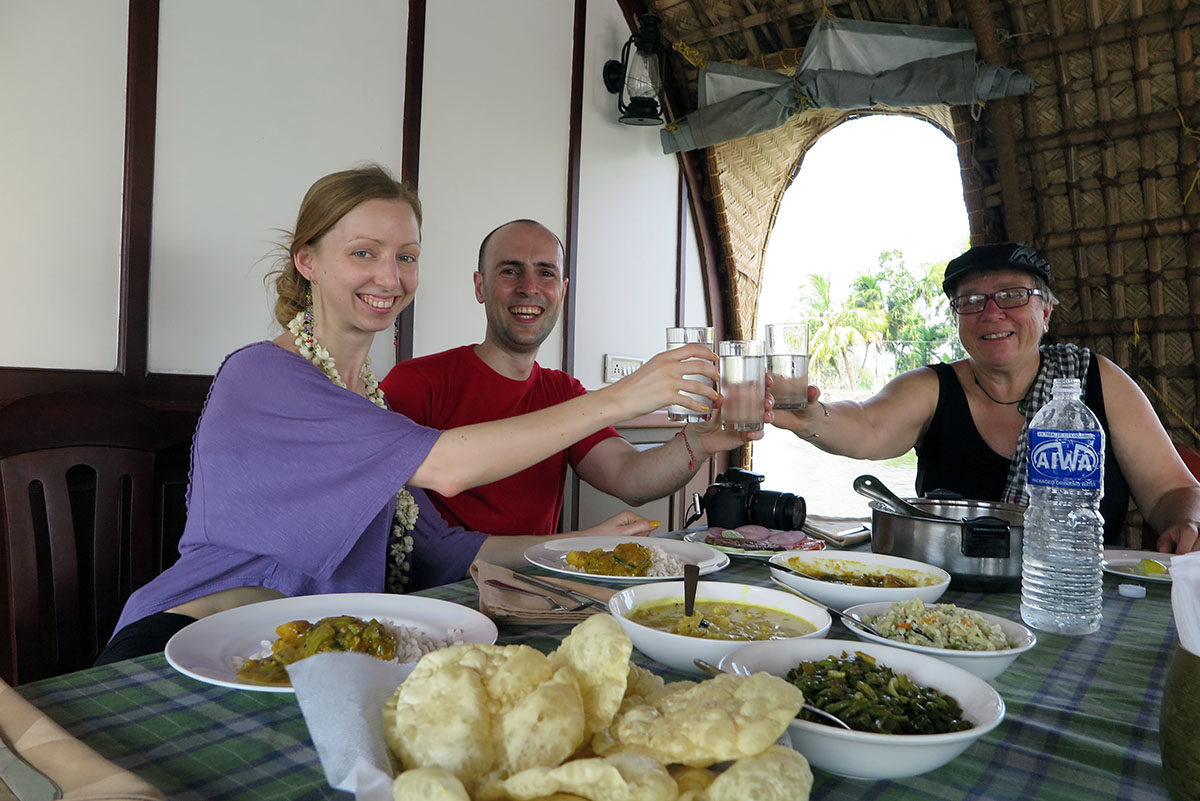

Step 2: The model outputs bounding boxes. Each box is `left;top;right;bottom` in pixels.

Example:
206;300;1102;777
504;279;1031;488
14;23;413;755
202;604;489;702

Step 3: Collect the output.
16;557;1175;800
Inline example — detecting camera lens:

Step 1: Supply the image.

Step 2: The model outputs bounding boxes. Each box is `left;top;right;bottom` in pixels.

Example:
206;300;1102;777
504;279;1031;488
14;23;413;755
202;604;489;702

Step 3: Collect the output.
749;490;806;530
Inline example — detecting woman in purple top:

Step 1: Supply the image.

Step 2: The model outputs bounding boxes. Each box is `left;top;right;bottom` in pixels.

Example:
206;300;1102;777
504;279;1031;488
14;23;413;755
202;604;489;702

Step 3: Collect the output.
99;165;720;663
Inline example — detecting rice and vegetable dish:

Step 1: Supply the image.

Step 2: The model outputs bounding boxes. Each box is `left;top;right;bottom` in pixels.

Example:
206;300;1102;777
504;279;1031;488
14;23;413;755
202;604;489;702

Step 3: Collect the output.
564;542;685;577
865;598;1011;651
233;615;463;685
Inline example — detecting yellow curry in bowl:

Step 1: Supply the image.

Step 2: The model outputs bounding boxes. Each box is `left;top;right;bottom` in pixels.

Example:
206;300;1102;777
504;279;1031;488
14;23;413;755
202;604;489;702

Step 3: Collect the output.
785;557;941;589
627;598;817;640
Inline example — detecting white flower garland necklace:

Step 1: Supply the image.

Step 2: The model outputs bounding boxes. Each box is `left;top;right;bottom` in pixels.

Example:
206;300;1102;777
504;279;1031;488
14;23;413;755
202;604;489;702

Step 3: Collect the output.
288;307;418;592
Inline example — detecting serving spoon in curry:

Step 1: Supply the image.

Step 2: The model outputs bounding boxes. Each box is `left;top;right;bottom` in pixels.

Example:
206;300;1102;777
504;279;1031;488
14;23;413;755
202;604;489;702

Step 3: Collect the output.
692;659;852;730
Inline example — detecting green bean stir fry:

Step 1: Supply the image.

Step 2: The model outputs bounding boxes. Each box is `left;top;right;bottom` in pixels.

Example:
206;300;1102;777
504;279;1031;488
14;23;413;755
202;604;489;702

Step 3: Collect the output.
785;651;973;735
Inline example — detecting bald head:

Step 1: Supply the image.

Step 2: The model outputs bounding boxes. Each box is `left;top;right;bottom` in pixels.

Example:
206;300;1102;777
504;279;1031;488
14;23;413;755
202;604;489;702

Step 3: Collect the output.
477;220;564;273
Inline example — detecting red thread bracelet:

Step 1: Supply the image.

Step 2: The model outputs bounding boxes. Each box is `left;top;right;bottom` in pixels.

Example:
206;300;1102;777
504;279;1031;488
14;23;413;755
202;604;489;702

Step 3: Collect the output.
675;429;696;471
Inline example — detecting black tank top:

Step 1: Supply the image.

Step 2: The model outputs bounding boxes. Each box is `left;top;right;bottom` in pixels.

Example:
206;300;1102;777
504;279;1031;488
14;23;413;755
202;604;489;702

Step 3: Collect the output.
915;360;1131;545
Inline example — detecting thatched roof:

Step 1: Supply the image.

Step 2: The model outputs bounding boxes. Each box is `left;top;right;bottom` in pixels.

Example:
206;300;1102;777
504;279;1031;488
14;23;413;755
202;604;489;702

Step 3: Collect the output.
636;0;1199;446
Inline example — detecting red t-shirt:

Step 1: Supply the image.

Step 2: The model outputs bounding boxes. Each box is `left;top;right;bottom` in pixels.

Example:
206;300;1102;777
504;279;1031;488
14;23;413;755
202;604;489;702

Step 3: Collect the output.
380;346;621;536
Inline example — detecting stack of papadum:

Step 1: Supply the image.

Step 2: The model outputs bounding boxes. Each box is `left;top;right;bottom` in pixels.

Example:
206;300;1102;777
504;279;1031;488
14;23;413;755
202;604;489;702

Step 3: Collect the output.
383;614;812;801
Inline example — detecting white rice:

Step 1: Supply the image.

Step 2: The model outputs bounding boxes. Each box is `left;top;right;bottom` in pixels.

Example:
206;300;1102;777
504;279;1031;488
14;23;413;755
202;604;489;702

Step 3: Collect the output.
231;619;464;670
647;546;687;577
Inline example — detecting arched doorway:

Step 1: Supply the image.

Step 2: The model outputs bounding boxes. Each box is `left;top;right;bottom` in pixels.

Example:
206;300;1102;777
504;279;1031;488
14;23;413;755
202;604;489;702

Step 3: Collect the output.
751;114;970;517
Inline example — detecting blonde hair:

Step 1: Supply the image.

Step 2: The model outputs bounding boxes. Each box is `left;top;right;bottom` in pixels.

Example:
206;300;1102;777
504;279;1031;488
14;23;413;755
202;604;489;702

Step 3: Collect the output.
268;164;421;329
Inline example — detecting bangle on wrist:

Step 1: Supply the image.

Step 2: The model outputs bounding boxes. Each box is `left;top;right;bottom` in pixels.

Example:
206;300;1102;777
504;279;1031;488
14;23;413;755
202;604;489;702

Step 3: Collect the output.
675;428;696;471
800;400;830;440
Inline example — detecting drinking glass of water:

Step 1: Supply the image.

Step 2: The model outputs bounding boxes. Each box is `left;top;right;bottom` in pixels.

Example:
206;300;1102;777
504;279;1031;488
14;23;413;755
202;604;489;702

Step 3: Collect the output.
765;323;810;410
665;326;715;423
718;339;765;431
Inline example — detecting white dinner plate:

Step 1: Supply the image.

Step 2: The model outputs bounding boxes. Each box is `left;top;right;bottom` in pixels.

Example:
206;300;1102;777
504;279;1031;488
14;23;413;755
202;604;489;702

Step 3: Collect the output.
523;535;729;581
164;593;498;692
681;529;778;560
1102;549;1172;583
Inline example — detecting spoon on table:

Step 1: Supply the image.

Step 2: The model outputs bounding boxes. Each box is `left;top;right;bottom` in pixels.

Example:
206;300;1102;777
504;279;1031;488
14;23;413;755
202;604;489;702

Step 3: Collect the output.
766;566;887;638
693;659;852;730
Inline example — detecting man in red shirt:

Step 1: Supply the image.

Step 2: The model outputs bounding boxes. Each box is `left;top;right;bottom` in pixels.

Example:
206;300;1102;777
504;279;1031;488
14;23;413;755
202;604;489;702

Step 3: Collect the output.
380;219;759;537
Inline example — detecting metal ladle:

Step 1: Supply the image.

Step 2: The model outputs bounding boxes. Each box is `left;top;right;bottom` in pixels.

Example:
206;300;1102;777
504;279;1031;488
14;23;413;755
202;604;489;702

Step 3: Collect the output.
684;563;700;616
693;659;852;730
852;474;952;522
683;563;710;629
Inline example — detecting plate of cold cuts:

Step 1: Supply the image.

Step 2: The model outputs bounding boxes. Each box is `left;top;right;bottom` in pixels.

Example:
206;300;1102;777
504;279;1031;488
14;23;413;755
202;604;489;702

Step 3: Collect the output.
683;524;828;560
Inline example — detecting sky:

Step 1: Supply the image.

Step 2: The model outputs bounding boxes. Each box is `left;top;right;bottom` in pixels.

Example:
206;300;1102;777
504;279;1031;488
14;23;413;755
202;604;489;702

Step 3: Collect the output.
758;114;971;326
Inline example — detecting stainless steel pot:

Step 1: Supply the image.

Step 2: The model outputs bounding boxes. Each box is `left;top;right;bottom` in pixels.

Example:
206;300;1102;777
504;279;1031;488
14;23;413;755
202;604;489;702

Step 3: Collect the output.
854;475;1024;592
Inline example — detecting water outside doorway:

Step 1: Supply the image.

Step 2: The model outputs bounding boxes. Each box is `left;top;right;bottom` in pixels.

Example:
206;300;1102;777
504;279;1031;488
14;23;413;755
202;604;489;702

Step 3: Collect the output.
753;423;920;519
750;114;969;514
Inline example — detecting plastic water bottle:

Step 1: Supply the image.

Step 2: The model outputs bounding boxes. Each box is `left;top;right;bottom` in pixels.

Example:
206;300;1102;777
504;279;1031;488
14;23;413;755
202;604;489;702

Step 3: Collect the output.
1020;377;1105;635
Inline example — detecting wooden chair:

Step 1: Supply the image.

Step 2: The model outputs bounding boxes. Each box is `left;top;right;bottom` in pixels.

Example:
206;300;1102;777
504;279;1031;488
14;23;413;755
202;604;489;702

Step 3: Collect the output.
0;393;185;685
1140;443;1200;551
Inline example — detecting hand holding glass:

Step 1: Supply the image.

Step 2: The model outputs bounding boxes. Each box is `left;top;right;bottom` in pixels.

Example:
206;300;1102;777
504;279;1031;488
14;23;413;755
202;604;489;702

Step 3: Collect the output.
666;327;715;422
765;323;810;410
718;340;765;431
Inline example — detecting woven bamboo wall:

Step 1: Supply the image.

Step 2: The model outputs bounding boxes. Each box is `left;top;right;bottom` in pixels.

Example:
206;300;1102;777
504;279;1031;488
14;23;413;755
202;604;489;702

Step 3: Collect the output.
650;0;1200;448
1007;1;1200;448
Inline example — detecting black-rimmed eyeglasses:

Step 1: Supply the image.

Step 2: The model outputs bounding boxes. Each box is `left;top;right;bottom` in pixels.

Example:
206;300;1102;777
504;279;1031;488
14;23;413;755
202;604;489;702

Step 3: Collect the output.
950;286;1044;314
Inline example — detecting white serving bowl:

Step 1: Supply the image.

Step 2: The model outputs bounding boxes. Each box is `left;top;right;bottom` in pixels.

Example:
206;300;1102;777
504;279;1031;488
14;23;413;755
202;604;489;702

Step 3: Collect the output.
719;638;1005;780
608;581;832;676
768;550;950;610
841;601;1037;681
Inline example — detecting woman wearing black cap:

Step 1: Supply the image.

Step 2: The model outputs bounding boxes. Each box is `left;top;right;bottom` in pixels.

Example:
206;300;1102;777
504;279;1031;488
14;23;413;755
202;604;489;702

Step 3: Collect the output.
770;242;1200;554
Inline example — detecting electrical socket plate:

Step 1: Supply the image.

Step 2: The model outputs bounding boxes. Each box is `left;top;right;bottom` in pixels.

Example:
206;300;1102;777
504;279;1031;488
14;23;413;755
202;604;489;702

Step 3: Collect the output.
603;354;643;383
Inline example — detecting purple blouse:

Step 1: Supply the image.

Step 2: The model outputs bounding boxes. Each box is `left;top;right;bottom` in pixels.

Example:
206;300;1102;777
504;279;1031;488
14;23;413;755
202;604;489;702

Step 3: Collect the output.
113;342;489;634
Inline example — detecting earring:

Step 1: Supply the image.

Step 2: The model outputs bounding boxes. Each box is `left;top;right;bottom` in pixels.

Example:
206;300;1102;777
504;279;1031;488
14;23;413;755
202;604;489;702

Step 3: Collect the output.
302;286;316;348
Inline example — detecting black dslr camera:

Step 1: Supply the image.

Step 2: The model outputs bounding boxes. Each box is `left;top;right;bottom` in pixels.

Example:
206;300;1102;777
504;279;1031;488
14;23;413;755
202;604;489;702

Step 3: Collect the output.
701;468;806;530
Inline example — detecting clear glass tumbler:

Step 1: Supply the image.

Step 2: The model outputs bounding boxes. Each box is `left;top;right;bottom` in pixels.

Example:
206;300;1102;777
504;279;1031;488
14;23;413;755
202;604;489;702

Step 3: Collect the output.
665;326;714;423
718;339;765;431
765;323;810;410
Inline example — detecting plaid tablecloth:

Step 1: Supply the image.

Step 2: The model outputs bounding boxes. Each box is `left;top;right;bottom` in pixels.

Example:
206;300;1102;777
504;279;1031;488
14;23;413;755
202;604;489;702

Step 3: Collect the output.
16;557;1175;800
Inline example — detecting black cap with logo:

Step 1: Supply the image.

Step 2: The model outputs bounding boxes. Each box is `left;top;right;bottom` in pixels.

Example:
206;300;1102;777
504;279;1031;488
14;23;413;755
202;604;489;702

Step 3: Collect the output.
942;243;1052;296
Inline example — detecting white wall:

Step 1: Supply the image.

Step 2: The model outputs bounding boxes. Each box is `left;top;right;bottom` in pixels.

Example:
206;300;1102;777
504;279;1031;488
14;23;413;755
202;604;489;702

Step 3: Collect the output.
0;0;695;397
0;0;127;370
573;1;682;389
683;203;709;327
414;0;573;367
148;0;408;375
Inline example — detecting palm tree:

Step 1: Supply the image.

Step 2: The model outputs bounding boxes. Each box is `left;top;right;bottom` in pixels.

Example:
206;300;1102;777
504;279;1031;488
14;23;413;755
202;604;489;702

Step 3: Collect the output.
803;275;886;388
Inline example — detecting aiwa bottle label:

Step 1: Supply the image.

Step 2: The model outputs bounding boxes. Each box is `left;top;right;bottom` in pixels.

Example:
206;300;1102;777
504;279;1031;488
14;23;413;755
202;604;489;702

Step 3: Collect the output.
1027;429;1104;489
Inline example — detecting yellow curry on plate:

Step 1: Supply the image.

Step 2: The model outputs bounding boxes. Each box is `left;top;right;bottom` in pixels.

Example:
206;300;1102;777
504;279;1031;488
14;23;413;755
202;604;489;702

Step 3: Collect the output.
235;614;397;685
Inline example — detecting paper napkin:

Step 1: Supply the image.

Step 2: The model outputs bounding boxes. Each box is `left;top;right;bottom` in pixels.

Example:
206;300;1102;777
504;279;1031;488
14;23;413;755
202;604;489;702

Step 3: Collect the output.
288;652;410;801
1171;551;1200;656
470;560;615;623
801;514;872;547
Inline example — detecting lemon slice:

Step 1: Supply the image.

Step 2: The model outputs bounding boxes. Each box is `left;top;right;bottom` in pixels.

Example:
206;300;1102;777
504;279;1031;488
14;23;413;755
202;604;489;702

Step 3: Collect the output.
1135;558;1168;576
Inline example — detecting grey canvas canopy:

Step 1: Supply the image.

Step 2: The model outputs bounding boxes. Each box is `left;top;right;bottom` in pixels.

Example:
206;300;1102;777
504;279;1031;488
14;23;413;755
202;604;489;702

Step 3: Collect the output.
661;17;1033;154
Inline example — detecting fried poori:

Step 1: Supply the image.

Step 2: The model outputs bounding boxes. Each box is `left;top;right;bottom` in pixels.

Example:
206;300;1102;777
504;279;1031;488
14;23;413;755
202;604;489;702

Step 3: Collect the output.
699;745;813;801
382;615;811;801
591;672;804;767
